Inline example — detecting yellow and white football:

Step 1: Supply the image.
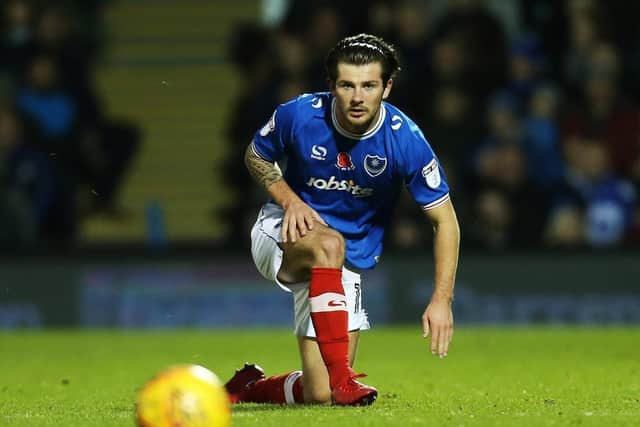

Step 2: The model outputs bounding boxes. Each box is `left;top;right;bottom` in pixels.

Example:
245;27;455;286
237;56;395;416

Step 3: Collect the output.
136;364;231;427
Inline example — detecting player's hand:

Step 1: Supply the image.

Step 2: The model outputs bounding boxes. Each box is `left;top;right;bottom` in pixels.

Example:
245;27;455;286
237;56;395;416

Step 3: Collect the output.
422;296;453;359
281;199;327;243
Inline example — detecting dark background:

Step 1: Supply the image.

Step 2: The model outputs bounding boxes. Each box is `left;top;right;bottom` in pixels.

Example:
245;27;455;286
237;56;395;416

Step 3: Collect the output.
0;0;638;328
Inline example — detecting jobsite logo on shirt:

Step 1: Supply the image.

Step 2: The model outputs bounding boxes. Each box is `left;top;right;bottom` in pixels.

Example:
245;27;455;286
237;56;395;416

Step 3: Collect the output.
306;176;374;197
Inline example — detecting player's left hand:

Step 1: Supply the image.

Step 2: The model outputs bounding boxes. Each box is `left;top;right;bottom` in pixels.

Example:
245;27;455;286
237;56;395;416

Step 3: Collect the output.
422;297;453;358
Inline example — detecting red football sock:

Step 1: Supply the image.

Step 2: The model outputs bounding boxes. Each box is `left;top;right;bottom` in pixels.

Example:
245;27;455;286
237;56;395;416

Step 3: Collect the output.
242;371;304;404
308;267;350;388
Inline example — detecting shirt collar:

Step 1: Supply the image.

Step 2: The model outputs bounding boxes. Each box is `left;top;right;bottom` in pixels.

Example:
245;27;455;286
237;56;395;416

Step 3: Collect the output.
331;97;386;140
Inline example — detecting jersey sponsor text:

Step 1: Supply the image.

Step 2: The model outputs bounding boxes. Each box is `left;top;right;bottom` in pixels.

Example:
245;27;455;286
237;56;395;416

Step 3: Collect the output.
306;176;374;197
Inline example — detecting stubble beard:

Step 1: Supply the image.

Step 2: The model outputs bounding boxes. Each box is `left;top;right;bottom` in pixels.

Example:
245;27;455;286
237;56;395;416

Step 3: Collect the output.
341;103;381;135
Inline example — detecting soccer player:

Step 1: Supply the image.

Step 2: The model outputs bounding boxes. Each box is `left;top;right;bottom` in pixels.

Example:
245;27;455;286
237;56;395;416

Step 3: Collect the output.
225;34;460;406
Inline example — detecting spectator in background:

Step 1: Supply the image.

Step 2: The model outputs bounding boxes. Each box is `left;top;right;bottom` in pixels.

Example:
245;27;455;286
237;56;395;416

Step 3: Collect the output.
17;53;77;147
272;32;308;102
507;33;546;110
0;1;141;247
0;0;34;77
31;6;95;107
522;83;565;194
605;1;640;101
558;41;639;247
423;84;479;193
364;0;395;41
465;91;549;249
432;0;508;102
561;43;639;185
547;139;636;248
429;33;467;90
298;5;343;92
15;53;77;239
387;0;433;119
562;0;612;99
29;5;139;216
519;0;567;82
0;102;62;244
471;91;522;182
422;32;480;129
0;102;36;245
14;54;77;241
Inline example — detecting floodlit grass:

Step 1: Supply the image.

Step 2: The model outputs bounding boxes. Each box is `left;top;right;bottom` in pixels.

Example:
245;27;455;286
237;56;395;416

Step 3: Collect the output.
1;327;638;426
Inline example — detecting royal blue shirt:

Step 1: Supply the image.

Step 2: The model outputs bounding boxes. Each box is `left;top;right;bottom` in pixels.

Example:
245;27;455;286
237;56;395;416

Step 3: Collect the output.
253;92;450;269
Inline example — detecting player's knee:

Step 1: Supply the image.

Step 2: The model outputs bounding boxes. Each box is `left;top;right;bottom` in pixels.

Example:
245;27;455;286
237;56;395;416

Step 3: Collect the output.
305;385;332;405
313;231;345;267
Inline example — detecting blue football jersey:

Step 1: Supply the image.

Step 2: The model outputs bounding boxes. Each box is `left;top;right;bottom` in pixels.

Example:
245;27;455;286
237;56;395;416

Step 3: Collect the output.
252;92;450;269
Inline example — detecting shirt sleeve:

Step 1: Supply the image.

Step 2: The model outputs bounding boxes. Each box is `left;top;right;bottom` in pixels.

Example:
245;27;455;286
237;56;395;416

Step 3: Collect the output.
399;129;450;210
252;97;298;162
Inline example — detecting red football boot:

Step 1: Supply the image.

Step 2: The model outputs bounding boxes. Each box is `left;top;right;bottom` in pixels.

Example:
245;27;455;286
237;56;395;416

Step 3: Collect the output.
224;363;266;403
331;372;378;406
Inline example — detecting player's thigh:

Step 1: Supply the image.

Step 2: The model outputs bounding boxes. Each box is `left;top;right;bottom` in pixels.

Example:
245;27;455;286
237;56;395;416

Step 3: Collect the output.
297;331;361;404
278;224;344;284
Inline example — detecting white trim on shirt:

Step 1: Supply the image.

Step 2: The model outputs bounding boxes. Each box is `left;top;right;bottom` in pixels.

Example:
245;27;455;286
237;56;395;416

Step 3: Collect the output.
422;193;450;210
331;98;386;140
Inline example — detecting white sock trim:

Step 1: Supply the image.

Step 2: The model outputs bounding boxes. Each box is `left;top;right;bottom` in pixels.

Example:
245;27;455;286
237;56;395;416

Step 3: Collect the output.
284;370;303;404
309;292;348;313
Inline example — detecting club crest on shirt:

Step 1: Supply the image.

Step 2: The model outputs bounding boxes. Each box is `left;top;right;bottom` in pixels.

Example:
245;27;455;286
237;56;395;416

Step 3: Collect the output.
259;110;276;136
336;152;355;170
364;154;387;177
422;159;441;189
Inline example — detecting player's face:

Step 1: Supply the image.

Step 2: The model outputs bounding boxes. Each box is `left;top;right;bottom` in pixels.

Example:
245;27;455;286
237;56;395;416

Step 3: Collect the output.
331;62;392;134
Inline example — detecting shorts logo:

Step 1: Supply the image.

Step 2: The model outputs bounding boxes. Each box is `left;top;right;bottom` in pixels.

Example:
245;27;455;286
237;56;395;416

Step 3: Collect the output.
422;159;441;189
311;144;327;161
336;152;355;170
364;154;387;177
259;110;276;136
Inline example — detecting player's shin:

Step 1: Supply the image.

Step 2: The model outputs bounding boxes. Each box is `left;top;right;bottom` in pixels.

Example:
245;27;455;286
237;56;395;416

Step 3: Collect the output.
308;267;351;388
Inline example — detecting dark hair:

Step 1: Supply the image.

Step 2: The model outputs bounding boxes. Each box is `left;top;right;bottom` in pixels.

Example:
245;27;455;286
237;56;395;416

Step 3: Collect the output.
325;33;401;86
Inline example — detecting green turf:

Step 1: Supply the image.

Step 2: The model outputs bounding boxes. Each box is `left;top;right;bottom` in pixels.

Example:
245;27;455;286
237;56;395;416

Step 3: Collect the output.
1;327;638;426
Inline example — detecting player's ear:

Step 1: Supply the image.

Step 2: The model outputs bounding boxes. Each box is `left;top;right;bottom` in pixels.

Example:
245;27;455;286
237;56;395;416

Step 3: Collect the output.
382;79;393;100
328;79;336;95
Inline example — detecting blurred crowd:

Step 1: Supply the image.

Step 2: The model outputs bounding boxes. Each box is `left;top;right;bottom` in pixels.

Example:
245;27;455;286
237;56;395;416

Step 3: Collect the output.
0;0;139;247
223;0;640;251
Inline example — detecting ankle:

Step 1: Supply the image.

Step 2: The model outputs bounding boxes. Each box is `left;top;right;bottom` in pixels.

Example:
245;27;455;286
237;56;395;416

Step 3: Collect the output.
328;362;352;388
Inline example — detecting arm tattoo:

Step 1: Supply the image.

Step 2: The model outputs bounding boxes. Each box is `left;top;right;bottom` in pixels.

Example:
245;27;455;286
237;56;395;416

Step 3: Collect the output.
244;143;283;189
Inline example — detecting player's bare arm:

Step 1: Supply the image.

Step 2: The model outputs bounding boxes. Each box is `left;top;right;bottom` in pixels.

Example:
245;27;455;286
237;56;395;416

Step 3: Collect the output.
245;142;283;188
244;143;327;242
422;198;459;358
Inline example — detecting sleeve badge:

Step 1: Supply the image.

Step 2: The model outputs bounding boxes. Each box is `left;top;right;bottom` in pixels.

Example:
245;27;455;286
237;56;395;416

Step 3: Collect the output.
421;159;441;189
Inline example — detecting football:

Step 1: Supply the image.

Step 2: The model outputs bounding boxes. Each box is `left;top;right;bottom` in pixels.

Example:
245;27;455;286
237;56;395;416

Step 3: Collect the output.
135;364;231;427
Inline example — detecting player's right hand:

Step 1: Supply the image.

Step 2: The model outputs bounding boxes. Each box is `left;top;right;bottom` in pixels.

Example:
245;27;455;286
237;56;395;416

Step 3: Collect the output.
422;296;454;359
281;200;327;243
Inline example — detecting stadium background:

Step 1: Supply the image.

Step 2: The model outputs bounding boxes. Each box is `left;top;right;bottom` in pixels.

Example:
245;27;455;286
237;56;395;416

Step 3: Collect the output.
0;0;638;330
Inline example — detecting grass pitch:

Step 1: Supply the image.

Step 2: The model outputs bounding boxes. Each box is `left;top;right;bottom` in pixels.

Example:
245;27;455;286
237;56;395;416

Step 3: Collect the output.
1;327;638;426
